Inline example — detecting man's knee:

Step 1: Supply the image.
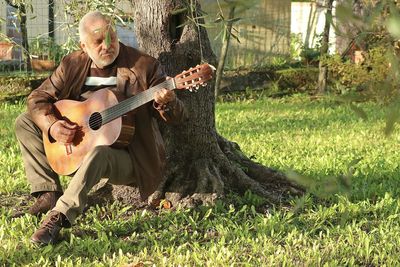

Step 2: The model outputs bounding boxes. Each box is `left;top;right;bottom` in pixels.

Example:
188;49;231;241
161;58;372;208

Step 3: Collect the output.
86;146;111;162
15;113;32;139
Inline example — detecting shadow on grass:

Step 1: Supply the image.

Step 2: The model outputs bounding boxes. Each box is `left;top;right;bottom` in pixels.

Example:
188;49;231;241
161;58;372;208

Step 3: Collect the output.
287;167;400;205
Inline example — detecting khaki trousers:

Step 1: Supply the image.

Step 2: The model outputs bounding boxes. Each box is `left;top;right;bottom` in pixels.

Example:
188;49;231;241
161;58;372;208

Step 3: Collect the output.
15;112;135;224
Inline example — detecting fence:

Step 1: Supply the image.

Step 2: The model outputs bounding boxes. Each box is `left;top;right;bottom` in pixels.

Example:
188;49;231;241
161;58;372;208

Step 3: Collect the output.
202;0;291;69
0;0;292;73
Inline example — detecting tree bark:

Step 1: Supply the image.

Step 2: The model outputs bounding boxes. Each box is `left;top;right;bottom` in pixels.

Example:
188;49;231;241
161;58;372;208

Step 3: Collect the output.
48;0;55;40
91;0;303;208
317;0;334;94
19;4;31;72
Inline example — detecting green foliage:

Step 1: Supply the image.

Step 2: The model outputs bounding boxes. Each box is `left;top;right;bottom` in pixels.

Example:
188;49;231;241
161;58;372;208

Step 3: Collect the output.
29;37;65;64
333;1;400;94
63;0;128;27
268;56;289;69
219;86;272;102
211;0;259;43
275;67;319;93
323;46;393;98
289;33;322;65
0;60;21;73
290;33;303;61
2;95;400;265
219;66;320;101
327;47;388;86
60;0;130;52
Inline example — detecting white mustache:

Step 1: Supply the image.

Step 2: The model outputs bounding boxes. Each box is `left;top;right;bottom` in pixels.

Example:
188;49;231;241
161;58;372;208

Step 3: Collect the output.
101;50;114;56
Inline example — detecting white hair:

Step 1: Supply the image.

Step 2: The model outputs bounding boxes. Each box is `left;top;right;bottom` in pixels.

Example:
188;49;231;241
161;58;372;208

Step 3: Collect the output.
78;11;109;42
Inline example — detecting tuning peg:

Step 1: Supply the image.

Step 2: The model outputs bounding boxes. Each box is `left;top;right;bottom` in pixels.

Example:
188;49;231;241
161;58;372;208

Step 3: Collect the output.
202;83;207;87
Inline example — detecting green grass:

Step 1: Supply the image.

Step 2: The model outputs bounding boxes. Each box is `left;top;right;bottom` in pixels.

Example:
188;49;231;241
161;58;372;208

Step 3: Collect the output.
2;95;400;266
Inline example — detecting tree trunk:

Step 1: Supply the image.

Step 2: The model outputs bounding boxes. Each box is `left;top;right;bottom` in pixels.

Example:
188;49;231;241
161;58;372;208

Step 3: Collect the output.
214;5;236;99
49;0;55;40
19;4;31;72
317;0;334;94
5;0;31;72
91;0;303;208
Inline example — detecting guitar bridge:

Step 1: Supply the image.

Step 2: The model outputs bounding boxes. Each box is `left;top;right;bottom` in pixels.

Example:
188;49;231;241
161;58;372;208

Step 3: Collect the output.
65;144;72;155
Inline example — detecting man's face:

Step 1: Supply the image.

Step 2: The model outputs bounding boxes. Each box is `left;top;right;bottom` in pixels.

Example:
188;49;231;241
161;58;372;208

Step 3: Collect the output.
80;18;120;68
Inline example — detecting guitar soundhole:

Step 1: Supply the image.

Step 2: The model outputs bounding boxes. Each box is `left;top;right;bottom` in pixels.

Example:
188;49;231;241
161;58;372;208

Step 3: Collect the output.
89;112;102;130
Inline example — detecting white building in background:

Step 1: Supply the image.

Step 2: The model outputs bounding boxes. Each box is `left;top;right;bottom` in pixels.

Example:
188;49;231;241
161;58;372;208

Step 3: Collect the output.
291;0;336;53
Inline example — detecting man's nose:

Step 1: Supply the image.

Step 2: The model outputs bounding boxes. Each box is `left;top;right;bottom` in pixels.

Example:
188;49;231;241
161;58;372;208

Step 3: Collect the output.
101;39;110;50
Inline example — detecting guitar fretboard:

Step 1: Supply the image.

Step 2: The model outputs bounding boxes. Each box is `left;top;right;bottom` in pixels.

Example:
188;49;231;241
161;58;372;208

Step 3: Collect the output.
100;79;175;125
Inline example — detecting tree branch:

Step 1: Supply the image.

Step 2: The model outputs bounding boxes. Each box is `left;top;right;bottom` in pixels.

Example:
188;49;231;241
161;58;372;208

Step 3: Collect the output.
4;0;18;9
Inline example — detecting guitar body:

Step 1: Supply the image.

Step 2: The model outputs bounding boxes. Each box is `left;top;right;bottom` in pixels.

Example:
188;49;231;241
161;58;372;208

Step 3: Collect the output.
43;89;134;175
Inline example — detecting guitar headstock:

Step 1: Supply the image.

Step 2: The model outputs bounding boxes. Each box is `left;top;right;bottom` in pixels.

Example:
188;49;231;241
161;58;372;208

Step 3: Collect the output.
174;64;215;92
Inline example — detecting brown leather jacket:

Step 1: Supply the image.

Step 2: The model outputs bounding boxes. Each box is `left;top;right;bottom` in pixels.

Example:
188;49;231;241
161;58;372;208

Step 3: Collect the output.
27;43;187;199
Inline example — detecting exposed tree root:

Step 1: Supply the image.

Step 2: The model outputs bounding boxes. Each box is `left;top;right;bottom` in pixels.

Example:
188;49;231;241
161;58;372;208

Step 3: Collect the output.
87;133;304;211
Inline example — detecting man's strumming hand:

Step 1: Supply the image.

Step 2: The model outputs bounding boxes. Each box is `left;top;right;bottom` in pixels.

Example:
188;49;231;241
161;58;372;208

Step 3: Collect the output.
49;120;78;144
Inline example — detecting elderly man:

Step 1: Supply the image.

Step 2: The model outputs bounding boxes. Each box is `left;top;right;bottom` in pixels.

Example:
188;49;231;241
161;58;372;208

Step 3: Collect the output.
15;11;187;245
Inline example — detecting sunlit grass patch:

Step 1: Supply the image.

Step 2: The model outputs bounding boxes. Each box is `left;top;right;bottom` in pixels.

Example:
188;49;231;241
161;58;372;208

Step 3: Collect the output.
1;95;400;266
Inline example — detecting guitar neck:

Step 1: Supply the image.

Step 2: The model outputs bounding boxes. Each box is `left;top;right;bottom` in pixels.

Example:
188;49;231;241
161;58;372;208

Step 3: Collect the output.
100;79;176;125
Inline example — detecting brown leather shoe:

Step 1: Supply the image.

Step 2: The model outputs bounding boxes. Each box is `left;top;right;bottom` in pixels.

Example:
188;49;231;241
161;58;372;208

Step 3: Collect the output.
29;191;62;216
31;210;69;245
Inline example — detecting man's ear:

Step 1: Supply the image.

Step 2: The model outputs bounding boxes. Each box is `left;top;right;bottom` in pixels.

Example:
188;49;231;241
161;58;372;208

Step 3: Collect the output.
80;42;87;53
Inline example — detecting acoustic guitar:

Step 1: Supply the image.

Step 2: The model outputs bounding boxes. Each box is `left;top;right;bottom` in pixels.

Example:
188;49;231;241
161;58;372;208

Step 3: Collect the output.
43;64;214;175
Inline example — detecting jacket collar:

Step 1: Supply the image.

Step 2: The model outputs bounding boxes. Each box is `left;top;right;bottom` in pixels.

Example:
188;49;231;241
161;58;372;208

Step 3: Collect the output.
115;43;136;93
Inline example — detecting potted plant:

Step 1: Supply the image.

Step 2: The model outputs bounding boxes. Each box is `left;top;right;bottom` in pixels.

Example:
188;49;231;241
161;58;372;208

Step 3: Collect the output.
0;36;14;60
30;37;64;72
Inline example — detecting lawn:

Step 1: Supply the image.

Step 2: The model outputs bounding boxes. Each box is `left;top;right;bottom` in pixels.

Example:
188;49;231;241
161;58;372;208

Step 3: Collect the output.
1;95;400;266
